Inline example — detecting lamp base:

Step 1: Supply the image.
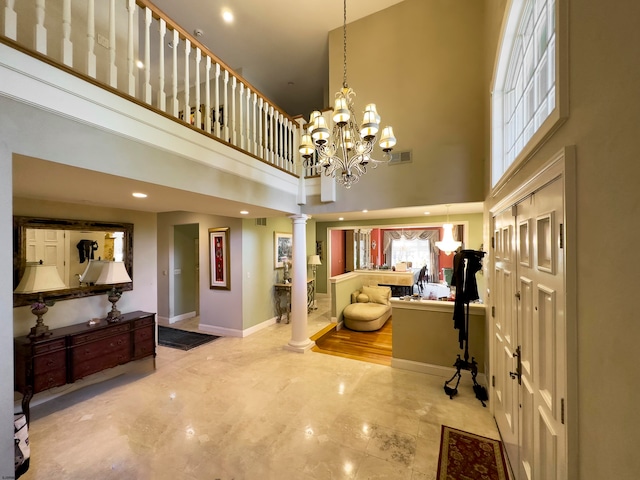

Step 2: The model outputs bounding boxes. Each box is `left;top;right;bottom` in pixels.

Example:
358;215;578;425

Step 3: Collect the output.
28;306;52;339
106;292;122;322
28;323;52;339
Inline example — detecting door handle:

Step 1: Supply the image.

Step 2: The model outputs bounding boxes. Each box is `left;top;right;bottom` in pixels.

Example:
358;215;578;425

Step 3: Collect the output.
509;345;522;385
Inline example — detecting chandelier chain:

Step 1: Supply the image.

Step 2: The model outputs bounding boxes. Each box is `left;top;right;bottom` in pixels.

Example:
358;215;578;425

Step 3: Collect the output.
343;0;347;88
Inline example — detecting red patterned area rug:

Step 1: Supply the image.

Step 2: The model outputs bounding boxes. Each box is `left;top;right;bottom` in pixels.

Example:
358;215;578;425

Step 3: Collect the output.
436;425;509;480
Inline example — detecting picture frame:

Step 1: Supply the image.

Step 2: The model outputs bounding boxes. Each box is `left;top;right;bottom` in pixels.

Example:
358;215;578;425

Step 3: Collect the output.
209;227;230;290
274;232;292;268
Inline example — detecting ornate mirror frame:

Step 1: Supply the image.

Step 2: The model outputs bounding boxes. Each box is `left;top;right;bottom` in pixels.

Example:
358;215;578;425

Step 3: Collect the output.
13;216;134;307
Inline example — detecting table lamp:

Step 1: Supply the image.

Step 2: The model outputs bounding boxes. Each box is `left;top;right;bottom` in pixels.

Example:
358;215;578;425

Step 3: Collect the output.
95;261;132;322
308;254;322;309
14;261;66;338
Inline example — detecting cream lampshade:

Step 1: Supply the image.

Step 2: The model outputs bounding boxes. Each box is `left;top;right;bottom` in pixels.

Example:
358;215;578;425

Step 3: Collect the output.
308;255;322;266
79;259;106;285
14;261;66;338
95;261;132;322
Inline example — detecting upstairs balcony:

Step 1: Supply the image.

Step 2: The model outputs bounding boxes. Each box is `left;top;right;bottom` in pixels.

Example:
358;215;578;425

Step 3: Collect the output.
1;0;321;205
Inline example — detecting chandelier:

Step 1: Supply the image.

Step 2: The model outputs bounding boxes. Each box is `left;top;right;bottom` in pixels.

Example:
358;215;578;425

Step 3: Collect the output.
435;206;462;255
299;0;396;189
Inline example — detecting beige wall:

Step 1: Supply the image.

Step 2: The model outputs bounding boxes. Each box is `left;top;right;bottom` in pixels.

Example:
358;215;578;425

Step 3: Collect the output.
392;302;486;373
303;0;485;217
485;0;640;478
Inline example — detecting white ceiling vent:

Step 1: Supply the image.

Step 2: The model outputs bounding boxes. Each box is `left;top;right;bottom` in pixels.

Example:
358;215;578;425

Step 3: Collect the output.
388;150;412;165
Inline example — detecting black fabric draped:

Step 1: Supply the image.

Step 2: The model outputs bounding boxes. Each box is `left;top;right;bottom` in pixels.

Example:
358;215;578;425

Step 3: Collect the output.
450;249;484;348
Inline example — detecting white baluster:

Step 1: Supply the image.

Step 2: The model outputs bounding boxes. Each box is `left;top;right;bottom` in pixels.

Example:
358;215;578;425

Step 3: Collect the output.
223;70;229;141
252;93;258;155
275;111;281;167
239;82;245;149
269;106;275;164
214;63;221;137
231;76;237;145
184;39;191;124
284;118;291;171
61;0;72;66
171;29;179;116
35;0;47;54
143;7;152;104
205;57;212;133
258;97;264;158
195;48;202;129
126;0;135;96
263;102;270;160
157;18;166;111
245;86;251;153
4;0;17;41
86;0;96;78
108;0;117;88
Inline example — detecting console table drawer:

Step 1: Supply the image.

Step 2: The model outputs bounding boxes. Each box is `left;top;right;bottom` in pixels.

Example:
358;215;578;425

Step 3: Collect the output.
72;348;132;381
33;350;66;374
71;323;131;345
71;334;131;364
134;315;154;328
34;368;67;393
134;338;155;359
33;338;66;355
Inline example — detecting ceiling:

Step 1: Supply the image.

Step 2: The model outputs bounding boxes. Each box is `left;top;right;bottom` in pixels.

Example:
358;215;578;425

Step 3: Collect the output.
151;0;407;119
13;0;485;223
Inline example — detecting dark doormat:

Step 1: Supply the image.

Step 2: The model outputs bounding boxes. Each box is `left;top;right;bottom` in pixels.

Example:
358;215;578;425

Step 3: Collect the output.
158;325;220;351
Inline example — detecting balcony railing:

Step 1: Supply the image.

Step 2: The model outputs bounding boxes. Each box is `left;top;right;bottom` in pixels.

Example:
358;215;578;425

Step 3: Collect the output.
2;0;310;176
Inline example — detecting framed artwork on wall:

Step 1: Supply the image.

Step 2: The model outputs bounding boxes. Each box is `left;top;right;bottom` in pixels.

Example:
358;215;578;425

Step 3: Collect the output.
209;227;230;290
274;232;292;268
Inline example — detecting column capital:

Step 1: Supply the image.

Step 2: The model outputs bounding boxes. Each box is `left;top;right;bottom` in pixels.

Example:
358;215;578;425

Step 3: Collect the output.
288;213;309;224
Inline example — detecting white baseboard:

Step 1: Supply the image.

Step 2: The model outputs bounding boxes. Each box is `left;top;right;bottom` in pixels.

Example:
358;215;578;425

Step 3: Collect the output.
198;317;277;338
391;358;487;386
168;311;196;324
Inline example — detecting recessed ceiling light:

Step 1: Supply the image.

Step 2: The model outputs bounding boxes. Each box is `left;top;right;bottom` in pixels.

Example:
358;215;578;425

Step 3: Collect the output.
338;217;344;221
424;211;430;215
132;192;147;198
240;210;249;215
222;9;234;23
362;209;368;213
136;60;144;69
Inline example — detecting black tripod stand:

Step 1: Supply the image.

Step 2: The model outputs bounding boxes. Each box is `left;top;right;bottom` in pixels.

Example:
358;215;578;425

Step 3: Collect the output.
443;249;488;406
443;302;487;406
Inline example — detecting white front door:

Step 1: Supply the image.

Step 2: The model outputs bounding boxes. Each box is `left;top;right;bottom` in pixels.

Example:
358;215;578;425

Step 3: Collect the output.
492;177;567;480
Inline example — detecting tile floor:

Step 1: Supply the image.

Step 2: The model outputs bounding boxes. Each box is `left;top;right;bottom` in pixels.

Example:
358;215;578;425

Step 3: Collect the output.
20;294;500;479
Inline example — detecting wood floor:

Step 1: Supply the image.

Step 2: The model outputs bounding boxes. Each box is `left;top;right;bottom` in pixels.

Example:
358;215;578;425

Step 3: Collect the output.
311;319;393;366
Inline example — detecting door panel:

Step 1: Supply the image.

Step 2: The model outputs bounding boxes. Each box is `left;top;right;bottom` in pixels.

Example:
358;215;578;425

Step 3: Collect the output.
493;209;519;468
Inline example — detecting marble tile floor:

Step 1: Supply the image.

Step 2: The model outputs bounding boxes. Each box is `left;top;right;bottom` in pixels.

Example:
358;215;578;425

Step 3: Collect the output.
21;294;501;480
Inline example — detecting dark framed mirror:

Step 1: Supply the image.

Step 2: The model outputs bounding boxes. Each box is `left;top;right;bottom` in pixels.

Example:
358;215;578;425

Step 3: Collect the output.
13;216;134;307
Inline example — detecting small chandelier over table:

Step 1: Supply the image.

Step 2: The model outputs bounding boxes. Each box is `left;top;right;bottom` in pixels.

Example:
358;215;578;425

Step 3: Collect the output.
299;0;396;189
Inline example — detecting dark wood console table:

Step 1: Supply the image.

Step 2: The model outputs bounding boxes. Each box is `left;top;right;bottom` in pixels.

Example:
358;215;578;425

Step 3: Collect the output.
14;310;156;423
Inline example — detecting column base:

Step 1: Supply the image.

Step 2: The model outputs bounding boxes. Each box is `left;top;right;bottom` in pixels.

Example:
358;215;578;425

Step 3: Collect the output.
284;339;315;353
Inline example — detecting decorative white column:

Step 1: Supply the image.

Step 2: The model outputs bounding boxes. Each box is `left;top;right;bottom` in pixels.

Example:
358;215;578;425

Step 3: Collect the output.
285;214;315;353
